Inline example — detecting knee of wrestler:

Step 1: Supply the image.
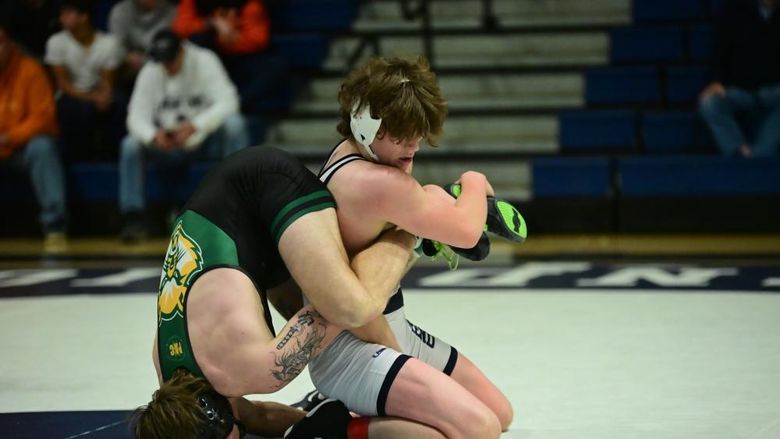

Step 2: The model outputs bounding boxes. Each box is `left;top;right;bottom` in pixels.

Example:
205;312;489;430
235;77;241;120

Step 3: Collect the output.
457;403;502;439
497;400;514;432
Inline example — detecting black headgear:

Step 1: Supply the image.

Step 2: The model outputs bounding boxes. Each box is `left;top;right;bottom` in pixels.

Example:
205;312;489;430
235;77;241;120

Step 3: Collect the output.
196;391;235;439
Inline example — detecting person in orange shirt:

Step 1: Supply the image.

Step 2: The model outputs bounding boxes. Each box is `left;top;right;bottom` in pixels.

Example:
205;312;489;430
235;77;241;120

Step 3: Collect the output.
0;17;68;244
172;0;288;114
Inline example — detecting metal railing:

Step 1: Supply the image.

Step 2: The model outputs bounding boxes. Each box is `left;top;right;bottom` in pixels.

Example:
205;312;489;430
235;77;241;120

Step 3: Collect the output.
343;0;498;72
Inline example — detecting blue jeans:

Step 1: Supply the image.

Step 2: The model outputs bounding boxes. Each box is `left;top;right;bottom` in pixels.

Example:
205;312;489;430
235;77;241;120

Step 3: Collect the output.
4;135;67;231
119;114;249;212
699;85;780;157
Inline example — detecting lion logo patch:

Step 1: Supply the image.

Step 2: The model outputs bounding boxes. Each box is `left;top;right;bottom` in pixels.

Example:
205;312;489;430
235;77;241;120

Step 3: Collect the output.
158;221;204;324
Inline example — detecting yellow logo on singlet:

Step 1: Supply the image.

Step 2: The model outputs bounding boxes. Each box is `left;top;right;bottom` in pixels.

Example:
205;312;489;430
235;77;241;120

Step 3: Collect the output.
158;221;204;324
169;340;184;358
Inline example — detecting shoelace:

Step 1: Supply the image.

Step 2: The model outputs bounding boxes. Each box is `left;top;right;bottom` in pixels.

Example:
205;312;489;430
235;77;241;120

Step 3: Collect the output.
428;240;460;271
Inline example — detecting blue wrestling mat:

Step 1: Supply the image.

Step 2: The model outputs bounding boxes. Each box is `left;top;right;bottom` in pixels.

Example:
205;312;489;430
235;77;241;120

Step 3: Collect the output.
0;411;270;439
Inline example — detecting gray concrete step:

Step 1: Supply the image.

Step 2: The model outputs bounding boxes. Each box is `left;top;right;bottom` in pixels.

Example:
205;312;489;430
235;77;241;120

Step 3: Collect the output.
294;73;583;113
324;32;608;71
354;0;630;31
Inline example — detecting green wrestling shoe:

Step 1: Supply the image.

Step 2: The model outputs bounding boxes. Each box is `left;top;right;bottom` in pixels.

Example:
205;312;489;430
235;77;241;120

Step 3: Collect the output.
444;183;527;243
486;196;527;243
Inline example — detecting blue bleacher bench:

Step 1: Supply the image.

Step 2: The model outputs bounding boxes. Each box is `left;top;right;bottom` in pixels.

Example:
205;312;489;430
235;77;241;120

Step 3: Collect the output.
688;25;713;62
642;111;714;153
532;157;614;198
665;66;709;104
273;0;357;32
633;0;708;23
610;27;685;63
618;156;780;196
585;67;661;105
560;110;638;151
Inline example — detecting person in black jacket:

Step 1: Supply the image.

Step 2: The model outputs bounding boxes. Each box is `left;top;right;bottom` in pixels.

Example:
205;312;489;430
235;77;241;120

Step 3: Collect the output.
699;0;780;157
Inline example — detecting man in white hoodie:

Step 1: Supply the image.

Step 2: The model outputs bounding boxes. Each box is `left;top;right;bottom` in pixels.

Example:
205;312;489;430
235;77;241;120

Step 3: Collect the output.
119;28;248;242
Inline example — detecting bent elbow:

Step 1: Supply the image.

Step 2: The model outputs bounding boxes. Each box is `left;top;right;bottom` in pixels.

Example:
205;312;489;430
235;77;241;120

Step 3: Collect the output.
451;223;483;249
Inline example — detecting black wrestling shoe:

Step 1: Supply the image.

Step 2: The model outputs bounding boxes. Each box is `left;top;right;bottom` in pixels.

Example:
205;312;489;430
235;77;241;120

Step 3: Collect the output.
450;231;491;261
284;398;352;439
291;389;328;411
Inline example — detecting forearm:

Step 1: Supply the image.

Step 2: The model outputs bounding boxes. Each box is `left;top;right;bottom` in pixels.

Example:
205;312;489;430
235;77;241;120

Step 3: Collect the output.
350;228;415;305
349;316;401;351
236;398;305;438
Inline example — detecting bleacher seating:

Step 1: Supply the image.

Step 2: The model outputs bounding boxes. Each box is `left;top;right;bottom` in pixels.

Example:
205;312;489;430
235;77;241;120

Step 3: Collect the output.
665;66;709;104
641;111;713;153
271;0;358;32
618;156;780;196
688;24;713;61
633;0;707;23
609;27;684;63
6;0;780;236
560;110;637;151
585;66;661;105
532;157;613;198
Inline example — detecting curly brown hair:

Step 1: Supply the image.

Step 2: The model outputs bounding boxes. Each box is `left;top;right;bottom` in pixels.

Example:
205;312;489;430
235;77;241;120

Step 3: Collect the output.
130;369;214;439
336;56;448;146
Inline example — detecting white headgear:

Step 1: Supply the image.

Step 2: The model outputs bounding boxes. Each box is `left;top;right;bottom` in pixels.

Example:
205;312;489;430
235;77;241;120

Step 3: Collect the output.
350;103;381;161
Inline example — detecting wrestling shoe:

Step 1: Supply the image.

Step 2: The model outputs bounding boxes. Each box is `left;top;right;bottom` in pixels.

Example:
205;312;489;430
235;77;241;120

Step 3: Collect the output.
415;238;460;270
284;398;352;439
451;231;491;261
486;196;527;243
444;183;527;243
291;389;328;411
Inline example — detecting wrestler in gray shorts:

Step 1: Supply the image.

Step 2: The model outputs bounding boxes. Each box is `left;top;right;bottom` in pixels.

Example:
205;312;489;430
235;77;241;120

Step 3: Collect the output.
307;288;459;416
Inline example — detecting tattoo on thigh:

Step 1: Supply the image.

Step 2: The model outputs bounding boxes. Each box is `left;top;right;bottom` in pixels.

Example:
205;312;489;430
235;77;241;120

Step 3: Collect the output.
271;311;325;385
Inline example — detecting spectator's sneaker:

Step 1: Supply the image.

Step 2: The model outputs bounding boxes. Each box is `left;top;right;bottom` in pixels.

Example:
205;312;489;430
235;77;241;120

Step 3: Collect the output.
43;231;67;254
119;211;147;243
42;219;68;254
284;399;352;439
486;197;527;243
291;389;328;411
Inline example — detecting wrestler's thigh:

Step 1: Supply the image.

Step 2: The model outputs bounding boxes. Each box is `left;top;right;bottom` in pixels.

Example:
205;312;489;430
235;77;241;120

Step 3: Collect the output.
384;359;500;439
450;353;514;430
309;331;404;416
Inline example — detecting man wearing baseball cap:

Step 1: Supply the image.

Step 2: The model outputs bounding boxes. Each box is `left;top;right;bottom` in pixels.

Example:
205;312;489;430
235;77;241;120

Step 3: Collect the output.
118;28;248;242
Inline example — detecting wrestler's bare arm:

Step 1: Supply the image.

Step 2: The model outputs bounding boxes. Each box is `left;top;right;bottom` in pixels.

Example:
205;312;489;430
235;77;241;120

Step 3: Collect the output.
358;167;489;248
233;397;305;438
266;278;305;320
278;209;415;328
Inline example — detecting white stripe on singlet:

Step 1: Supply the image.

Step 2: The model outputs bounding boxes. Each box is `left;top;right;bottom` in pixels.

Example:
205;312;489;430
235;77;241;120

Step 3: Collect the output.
318;153;365;184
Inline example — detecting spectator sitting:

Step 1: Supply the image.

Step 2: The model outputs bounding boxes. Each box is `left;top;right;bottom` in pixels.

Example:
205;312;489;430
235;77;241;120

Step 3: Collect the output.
3;0;61;59
108;0;176;90
699;0;780;157
45;0;127;161
0;17;68;247
172;0;288;114
118;29;248;242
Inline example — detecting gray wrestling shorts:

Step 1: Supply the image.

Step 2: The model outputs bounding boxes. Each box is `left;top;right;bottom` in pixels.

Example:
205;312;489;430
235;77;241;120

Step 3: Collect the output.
307;289;458;416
